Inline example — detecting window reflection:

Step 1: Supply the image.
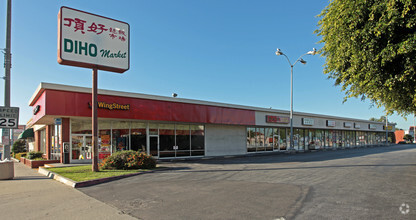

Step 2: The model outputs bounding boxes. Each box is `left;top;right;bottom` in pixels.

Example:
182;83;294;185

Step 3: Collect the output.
131;122;146;152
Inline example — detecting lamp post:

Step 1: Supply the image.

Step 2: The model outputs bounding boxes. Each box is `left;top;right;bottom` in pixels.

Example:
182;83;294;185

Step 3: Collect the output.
385;115;388;145
275;48;316;151
413;113;416;144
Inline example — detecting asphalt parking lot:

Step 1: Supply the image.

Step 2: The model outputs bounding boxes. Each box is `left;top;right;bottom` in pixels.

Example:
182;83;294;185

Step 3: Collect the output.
80;145;416;220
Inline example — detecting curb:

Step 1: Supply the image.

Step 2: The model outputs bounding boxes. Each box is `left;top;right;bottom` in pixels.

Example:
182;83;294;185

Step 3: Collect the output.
38;166;170;188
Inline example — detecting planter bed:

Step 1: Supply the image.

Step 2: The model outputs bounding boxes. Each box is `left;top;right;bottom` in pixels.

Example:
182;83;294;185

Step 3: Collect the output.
20;157;60;168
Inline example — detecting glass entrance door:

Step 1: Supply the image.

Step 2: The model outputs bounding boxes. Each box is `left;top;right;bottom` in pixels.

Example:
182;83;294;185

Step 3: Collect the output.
71;135;92;163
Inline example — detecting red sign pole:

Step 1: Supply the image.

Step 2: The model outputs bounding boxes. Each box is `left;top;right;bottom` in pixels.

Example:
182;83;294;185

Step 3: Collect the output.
92;68;99;172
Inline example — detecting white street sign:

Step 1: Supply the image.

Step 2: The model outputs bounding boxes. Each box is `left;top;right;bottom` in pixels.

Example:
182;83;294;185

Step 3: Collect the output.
0;106;19;129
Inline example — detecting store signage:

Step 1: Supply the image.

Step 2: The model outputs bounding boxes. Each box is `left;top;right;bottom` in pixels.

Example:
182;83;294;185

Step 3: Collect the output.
0;106;19;129
302;118;314;126
266;115;290;124
88;101;130;110
354;123;361;129
33;105;40;115
326;120;336;127
55;118;62;125
344;122;352;128
383;125;393;130
58;6;130;73
369;124;377;130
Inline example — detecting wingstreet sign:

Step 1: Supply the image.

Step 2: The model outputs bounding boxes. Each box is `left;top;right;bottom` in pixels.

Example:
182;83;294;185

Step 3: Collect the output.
58;6;130;73
0;106;19;129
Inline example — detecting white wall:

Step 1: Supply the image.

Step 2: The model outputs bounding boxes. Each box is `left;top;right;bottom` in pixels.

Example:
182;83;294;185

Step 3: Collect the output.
205;124;246;156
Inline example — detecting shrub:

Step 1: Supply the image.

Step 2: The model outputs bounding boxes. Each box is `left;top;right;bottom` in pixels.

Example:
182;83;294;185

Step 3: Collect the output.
12;140;26;154
27;151;43;160
14;152;27;160
100;150;156;170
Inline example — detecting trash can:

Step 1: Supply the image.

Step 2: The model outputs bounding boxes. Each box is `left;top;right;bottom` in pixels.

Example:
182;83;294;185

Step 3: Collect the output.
0;159;14;180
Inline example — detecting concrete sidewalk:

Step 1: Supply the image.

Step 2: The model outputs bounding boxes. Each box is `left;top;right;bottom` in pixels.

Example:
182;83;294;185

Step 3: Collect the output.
0;161;136;220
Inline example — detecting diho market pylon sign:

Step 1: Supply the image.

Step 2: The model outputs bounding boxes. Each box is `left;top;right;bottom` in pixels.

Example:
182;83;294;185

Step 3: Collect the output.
58;6;129;73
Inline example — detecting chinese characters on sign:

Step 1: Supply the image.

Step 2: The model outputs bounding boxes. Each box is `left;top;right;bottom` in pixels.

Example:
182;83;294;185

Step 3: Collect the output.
58;7;129;73
63;17;127;42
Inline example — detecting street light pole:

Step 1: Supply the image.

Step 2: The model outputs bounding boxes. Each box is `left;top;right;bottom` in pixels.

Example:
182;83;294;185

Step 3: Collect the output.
276;48;316;151
413;113;416;144
385;115;388;145
290;63;294;151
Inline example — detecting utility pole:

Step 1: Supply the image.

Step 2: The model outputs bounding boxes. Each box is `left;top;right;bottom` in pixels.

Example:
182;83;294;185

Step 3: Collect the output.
2;0;12;160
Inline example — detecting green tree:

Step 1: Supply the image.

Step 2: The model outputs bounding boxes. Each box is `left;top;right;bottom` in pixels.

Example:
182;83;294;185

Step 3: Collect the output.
369;116;387;122
403;134;413;142
316;0;416;116
11;140;26;154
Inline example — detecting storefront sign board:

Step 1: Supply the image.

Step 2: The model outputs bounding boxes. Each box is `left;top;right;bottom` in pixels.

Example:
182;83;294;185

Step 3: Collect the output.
58;6;130;73
326;120;336;127
344;122;352;128
266;115;290;124
302;118;314;126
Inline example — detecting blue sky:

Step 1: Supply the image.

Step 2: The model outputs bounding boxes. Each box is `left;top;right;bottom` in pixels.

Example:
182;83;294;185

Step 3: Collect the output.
0;0;414;130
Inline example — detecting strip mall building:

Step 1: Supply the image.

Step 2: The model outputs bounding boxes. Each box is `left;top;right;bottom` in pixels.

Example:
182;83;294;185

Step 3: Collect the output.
28;82;395;164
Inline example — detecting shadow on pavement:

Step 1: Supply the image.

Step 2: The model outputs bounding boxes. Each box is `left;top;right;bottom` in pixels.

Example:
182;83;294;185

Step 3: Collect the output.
164;163;416;174
161;144;416;166
11;176;51;180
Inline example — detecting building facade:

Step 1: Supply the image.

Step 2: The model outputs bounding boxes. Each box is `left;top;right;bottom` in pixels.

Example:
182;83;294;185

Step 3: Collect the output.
27;83;395;164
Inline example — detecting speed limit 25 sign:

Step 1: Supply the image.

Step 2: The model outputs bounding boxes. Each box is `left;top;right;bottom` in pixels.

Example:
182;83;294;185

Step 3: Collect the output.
0;106;19;129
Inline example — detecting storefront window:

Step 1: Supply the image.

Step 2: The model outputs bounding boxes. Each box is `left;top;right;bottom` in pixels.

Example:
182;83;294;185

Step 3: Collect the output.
273;128;279;150
306;129;315;150
71;119;92;134
50;125;61;160
40;129;46;154
345;131;350;147
265;128;273;151
112;121;130;152
256;128;265;151
176;124;190;157
247;127;256;152
159;124;175;157
298;129;305;150
315;129;323;149
131;122;146;152
280;128;287;150
99;121;112;158
325;130;331;148
191;125;205;156
337;131;341;147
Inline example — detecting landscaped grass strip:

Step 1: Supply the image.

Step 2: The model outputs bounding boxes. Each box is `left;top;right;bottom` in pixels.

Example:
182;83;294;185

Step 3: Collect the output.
46;165;147;182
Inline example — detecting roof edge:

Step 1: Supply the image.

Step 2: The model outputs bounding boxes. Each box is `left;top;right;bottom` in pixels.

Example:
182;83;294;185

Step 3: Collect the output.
29;82;394;125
